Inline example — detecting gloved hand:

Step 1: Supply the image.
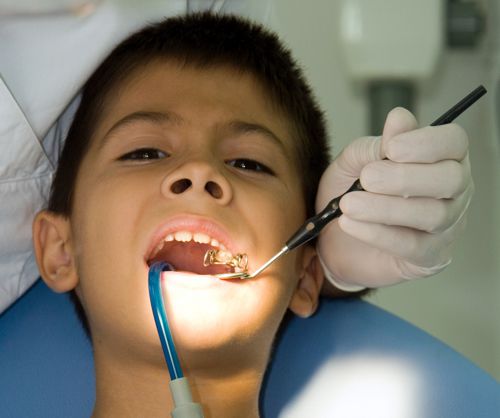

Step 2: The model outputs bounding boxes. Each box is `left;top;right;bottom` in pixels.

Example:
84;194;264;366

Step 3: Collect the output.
316;107;473;290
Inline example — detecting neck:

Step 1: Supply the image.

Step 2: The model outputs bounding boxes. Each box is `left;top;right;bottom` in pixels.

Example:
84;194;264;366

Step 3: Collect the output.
91;346;263;418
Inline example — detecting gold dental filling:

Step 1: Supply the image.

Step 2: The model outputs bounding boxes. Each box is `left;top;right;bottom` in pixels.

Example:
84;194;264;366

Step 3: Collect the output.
203;249;248;272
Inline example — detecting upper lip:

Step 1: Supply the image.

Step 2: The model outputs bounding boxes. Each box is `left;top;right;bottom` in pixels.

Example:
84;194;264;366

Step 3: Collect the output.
144;214;243;264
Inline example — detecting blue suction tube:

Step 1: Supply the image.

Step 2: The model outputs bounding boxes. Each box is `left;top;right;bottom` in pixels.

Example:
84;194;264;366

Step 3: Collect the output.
148;261;183;380
149;261;205;417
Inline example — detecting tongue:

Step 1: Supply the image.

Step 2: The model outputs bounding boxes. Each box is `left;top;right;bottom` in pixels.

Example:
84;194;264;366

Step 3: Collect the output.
148;241;233;275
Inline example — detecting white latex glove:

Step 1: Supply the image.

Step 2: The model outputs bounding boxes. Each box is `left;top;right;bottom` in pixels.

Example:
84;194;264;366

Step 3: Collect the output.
316;107;473;290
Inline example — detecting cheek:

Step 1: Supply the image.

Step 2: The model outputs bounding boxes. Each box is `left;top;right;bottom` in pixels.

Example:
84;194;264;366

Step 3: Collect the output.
70;175;152;318
73;167;156;245
74;179;135;262
251;257;302;340
241;183;304;241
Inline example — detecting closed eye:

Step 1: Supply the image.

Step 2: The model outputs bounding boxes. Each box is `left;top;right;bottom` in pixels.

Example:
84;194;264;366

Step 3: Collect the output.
118;148;168;161
226;159;274;175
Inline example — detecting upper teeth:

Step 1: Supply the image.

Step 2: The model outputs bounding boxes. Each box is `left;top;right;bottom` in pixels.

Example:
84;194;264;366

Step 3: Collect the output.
150;231;228;259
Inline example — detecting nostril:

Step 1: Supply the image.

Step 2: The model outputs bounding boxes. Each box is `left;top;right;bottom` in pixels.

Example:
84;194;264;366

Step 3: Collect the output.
205;181;223;199
170;179;192;194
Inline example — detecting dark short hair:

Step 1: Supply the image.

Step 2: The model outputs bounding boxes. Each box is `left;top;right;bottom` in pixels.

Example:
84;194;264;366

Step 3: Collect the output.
48;12;331;336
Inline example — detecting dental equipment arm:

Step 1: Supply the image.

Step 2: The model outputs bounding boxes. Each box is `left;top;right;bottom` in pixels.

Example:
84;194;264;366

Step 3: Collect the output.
217;85;485;282
149;261;204;418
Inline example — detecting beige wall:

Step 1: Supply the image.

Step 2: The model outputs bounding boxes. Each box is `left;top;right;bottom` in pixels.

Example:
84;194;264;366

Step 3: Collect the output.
268;0;499;379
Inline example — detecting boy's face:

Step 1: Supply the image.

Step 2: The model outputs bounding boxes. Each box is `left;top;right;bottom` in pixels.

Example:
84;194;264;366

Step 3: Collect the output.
37;61;321;367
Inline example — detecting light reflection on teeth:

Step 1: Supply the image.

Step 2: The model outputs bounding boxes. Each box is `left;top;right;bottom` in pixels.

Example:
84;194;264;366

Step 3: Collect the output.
175;231;192;242
154;240;165;254
193;232;210;244
150;230;231;260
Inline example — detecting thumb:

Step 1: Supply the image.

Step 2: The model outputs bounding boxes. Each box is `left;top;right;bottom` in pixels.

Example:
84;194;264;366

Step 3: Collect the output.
381;107;418;158
316;107;418;210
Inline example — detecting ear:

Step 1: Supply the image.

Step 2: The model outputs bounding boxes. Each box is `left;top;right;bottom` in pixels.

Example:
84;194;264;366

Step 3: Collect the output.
289;245;324;318
32;210;79;293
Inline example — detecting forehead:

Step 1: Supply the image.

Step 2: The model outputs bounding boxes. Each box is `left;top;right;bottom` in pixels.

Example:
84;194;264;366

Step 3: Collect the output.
93;61;294;149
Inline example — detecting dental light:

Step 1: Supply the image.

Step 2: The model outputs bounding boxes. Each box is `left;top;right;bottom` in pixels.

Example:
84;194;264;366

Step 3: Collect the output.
148;261;204;418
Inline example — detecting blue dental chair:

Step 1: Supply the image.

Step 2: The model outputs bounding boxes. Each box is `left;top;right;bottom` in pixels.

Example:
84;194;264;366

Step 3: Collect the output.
0;279;498;417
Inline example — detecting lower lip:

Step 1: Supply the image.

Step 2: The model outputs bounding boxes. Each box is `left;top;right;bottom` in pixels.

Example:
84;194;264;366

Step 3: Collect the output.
160;271;241;290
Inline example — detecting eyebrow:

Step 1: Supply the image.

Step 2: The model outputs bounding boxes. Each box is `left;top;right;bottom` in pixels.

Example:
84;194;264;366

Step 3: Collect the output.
98;110;183;150
225;120;288;154
97;111;288;155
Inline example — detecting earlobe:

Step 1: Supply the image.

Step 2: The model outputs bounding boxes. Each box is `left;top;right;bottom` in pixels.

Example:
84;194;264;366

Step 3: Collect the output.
32;211;79;293
289;246;324;318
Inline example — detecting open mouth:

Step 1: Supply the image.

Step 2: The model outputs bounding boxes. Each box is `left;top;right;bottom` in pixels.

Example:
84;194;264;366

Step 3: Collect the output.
146;231;241;275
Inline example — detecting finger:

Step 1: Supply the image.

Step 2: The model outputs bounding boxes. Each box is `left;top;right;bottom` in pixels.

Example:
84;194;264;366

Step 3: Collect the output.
332;136;382;180
316;136;381;206
338;215;466;267
340;185;473;233
380;107;418;157
317;220;410;286
360;157;471;198
385;123;469;163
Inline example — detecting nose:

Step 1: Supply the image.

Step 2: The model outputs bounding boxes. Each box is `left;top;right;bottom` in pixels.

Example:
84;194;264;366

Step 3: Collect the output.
161;160;233;205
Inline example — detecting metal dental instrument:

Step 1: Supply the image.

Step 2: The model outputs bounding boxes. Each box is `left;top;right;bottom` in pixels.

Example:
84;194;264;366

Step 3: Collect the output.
214;85;487;280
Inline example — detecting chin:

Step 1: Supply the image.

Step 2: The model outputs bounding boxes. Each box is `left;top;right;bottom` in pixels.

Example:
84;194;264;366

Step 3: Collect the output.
159;272;274;354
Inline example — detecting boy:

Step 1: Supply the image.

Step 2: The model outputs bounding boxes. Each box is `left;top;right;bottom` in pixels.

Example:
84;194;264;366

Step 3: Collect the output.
33;12;330;417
